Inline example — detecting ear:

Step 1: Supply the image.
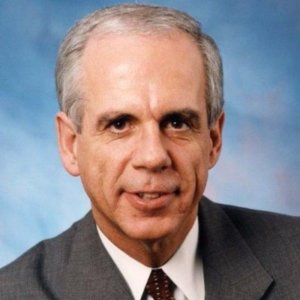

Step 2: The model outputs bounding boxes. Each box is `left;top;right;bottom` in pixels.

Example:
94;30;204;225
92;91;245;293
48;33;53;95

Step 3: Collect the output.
208;111;225;169
55;112;80;176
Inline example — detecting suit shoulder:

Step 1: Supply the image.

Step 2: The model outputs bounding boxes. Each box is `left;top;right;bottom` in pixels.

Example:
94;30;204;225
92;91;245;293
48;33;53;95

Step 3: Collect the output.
220;203;300;251
200;198;300;296
0;212;93;299
221;203;300;232
201;197;300;235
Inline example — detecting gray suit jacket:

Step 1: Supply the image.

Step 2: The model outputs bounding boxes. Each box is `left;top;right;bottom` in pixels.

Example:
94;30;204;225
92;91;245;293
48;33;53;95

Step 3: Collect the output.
1;197;300;299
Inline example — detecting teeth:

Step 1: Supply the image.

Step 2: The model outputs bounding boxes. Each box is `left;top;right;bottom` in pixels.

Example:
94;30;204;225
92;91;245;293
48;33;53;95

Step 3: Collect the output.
138;193;162;200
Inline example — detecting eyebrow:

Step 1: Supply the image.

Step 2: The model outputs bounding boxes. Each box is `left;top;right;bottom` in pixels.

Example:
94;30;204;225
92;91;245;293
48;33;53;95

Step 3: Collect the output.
95;110;132;123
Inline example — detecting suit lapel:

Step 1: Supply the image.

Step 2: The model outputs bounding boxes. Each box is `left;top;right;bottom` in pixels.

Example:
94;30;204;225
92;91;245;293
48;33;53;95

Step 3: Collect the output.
63;212;134;300
199;198;274;299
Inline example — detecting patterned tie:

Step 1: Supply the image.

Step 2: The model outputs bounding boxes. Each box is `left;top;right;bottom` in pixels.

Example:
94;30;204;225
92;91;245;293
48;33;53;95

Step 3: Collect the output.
145;269;175;300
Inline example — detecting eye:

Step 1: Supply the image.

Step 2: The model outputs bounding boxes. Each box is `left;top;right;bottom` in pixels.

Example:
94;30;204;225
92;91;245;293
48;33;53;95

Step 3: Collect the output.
108;115;131;133
169;117;187;129
163;114;190;131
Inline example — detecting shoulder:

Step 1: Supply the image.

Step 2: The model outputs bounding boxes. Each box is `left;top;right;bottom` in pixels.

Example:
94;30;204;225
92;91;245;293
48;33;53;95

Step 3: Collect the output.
222;202;300;261
0;212;93;299
200;197;300;295
200;196;300;262
203;198;300;275
209;198;300;249
201;196;300;244
220;201;300;243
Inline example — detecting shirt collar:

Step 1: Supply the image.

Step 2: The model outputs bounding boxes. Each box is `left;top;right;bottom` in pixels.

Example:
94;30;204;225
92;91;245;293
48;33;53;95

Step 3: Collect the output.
97;218;203;300
162;218;203;300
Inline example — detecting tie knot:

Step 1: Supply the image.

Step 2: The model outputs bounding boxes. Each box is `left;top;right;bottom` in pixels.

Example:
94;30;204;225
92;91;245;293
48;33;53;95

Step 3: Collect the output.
146;269;175;300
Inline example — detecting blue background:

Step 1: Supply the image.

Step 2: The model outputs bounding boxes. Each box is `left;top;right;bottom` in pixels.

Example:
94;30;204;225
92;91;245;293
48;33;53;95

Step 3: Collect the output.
1;0;299;267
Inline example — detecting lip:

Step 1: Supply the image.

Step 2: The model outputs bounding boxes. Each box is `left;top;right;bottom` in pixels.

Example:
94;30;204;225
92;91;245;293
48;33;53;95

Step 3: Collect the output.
122;190;177;212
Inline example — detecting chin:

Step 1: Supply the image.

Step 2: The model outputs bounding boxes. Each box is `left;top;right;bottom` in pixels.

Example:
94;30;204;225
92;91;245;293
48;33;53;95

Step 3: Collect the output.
121;217;177;242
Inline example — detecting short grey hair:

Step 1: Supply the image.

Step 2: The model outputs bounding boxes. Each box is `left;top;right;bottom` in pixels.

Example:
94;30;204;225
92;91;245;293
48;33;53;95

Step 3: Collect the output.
55;3;224;132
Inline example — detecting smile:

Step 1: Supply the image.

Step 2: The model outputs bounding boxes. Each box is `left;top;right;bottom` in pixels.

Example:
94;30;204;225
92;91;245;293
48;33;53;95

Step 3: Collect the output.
137;192;166;200
121;187;180;212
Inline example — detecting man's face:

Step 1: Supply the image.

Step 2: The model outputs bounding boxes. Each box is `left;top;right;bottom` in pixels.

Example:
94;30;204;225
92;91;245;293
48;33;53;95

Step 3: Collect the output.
57;31;223;254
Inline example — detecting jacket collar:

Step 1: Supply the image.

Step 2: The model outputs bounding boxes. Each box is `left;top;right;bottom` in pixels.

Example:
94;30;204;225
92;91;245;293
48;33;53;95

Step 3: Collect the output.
199;197;273;299
63;212;134;300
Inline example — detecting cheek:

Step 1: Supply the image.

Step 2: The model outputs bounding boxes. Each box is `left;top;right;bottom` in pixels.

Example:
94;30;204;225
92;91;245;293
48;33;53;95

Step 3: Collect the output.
76;140;106;199
193;145;212;198
176;141;210;196
177;139;210;174
84;141;133;195
101;140;134;178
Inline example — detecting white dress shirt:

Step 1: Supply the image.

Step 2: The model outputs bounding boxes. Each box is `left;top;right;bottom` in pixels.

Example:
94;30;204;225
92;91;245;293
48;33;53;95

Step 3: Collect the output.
97;218;205;300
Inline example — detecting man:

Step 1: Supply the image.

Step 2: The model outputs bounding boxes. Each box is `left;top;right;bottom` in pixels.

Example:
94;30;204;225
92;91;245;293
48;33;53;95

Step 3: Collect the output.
1;3;299;299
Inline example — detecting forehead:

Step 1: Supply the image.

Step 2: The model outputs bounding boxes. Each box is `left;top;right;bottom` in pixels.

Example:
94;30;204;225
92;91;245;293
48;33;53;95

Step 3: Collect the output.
80;31;206;115
82;30;204;80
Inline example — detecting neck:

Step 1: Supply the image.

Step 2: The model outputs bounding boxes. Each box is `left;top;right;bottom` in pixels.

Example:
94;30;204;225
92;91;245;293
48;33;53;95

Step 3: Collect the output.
94;211;196;267
133;236;184;267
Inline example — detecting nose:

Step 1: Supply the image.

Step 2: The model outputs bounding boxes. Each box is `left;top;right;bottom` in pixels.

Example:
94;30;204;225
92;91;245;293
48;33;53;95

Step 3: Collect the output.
132;125;172;172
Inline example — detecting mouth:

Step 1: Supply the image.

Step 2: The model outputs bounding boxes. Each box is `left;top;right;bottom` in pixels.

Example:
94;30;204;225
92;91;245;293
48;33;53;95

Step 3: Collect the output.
122;188;180;211
136;189;180;200
137;192;167;200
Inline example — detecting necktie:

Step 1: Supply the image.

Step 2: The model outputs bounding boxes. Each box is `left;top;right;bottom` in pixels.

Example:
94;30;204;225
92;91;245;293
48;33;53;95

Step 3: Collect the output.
145;268;175;300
